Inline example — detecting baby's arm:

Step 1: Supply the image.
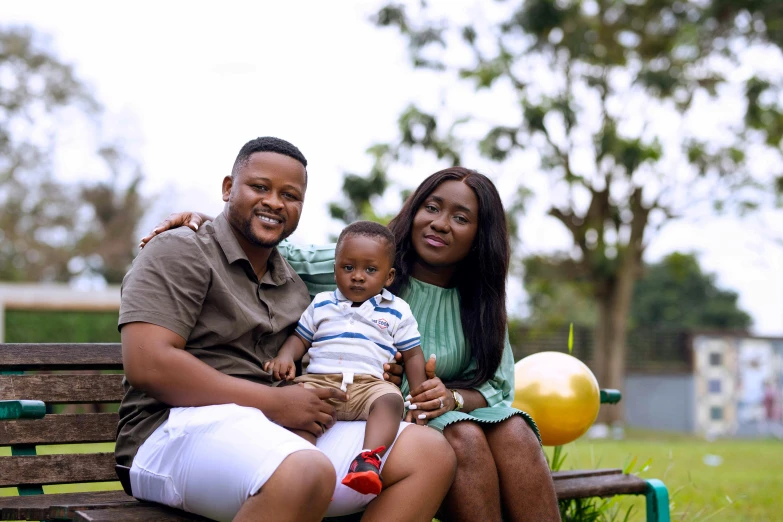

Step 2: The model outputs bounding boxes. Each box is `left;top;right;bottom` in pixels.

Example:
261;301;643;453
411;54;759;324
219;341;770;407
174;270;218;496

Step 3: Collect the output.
401;346;426;395
263;333;311;381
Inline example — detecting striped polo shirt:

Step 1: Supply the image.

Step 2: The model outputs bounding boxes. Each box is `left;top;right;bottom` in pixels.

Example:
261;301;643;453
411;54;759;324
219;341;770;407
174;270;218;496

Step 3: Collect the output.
296;288;421;379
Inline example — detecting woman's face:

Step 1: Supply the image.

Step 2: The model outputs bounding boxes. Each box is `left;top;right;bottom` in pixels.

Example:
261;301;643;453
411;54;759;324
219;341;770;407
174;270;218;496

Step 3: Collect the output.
411;179;479;269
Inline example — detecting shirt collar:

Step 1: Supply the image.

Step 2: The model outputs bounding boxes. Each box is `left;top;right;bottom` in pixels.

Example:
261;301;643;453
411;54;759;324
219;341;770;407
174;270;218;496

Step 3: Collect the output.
213;212;294;286
334;287;395;304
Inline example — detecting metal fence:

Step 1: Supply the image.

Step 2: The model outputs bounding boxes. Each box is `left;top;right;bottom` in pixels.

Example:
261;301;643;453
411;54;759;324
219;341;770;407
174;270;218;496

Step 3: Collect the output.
509;325;693;374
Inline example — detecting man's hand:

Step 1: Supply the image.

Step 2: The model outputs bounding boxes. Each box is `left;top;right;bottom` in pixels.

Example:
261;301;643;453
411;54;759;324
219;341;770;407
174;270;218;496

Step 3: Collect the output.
383;351;405;386
265;385;348;438
263;354;297;381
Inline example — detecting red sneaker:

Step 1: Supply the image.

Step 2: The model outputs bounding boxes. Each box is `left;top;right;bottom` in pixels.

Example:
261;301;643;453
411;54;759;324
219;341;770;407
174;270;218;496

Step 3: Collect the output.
341;446;385;495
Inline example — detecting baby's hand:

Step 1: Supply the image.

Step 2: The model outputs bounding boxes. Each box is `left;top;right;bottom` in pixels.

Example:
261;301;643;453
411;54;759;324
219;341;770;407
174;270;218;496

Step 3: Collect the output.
263;355;296;381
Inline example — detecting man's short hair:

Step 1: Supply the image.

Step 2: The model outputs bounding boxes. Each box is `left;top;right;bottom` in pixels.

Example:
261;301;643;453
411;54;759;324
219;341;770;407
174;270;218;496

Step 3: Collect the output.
336;221;396;262
231;137;308;182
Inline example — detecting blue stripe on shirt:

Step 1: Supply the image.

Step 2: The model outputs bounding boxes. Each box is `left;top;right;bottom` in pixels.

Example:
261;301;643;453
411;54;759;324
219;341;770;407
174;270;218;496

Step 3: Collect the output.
396;336;421;349
373;306;403;319
315;332;396;356
296;322;314;341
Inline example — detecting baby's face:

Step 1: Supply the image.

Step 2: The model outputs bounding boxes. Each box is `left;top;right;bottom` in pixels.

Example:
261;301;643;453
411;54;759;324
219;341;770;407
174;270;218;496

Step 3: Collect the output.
334;235;395;305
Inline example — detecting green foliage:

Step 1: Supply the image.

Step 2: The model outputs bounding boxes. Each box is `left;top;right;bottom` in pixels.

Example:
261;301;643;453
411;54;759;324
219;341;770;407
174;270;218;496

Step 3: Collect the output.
366;0;783;312
630;252;752;330
5;310;120;343
522;254;598;331
356;0;783;404
523;251;752;332
0;27;148;284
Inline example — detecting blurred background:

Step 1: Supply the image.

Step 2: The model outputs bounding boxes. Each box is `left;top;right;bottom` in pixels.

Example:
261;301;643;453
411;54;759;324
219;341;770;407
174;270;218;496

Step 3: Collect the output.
1;1;782;520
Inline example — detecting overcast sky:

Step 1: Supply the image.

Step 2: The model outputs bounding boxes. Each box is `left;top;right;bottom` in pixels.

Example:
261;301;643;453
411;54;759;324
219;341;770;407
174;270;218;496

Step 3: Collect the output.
5;0;783;334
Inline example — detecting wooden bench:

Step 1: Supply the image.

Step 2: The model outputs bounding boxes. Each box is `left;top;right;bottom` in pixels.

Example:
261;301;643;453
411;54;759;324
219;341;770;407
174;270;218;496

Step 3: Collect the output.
0;343;670;521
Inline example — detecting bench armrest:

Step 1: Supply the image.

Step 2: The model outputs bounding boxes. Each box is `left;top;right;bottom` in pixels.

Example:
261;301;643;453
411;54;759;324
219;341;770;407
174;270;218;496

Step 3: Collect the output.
600;389;622;404
0;400;46;420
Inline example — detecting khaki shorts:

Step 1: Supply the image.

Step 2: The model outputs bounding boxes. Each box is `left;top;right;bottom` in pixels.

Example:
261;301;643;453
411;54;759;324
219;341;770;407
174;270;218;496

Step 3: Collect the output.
294;373;403;421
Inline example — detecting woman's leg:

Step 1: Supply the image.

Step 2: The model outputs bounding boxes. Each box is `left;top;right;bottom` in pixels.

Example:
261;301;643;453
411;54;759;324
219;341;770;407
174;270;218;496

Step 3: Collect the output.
484;416;561;522
439;421;503;522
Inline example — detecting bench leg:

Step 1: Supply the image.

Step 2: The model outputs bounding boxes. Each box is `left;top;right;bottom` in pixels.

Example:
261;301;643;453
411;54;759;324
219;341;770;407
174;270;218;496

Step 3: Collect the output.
644;479;670;522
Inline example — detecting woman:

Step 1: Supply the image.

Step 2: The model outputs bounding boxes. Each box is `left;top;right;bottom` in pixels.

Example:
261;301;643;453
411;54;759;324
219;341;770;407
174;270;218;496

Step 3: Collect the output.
142;167;560;522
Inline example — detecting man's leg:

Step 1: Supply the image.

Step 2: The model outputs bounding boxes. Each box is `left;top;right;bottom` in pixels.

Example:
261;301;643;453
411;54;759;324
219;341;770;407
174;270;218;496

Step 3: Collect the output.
484;415;561;522
130;404;333;522
235;450;334;522
362;424;456;522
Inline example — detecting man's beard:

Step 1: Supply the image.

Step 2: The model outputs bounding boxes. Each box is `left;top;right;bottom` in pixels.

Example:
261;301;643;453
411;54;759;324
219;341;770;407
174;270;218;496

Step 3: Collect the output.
241;217;290;247
231;209;293;248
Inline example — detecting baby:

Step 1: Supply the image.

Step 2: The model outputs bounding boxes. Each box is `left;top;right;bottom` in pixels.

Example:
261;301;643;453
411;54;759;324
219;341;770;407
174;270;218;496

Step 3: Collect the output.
264;220;426;496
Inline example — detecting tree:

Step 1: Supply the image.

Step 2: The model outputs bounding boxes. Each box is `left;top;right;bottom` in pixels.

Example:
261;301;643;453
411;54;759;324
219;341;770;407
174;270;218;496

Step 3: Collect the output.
630;252;752;330
328;145;396;227
523;251;751;331
75;146;147;284
0;27;147;284
347;0;783;422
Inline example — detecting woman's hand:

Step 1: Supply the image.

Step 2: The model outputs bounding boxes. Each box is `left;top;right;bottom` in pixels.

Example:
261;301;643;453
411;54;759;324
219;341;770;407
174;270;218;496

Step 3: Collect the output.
404;355;455;425
139;212;212;248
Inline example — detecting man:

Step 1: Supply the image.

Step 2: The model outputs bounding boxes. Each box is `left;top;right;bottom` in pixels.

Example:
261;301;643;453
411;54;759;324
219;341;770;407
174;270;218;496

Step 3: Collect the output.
117;137;456;522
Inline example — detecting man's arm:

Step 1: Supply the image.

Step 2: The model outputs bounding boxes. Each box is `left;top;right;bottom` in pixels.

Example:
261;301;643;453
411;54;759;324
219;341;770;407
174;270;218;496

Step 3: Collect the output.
122;322;343;436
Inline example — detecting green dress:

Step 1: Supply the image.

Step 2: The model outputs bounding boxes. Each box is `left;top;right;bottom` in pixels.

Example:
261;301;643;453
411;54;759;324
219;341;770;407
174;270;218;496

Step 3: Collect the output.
279;241;539;438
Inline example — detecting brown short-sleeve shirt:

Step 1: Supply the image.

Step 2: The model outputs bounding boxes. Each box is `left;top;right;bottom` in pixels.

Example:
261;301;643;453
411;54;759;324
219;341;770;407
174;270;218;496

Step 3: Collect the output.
115;212;311;467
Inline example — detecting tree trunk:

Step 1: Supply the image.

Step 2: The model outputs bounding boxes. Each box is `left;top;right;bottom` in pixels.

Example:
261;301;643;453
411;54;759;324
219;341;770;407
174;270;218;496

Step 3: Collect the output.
594;249;642;424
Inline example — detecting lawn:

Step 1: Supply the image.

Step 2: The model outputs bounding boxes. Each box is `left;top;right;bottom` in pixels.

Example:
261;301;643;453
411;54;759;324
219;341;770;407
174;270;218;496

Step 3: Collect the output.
546;429;783;522
1;431;781;521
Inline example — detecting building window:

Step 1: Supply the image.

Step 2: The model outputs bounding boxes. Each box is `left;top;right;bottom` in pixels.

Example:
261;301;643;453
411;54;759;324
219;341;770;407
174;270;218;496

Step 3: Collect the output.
710;406;723;420
708;379;721;394
709;352;722;366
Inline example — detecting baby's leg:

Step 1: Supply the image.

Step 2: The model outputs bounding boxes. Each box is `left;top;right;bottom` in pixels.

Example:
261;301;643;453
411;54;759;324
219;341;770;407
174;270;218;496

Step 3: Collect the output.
363;393;404;455
341;392;404;495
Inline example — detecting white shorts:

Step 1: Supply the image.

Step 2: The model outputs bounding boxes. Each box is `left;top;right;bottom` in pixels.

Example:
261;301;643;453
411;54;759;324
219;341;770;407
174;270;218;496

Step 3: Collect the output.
129;403;409;521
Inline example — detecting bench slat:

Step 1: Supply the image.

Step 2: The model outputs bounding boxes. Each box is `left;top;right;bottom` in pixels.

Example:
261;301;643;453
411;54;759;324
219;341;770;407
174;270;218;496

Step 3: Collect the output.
0;374;124;403
554;473;648;499
74;505;213;521
0;490;132;521
551;468;622;480
0;413;119;445
0;453;117;487
0;344;123;370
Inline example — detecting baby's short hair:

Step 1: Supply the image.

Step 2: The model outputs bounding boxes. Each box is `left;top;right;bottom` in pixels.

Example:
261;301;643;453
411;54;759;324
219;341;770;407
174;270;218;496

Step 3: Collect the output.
336;221;396;262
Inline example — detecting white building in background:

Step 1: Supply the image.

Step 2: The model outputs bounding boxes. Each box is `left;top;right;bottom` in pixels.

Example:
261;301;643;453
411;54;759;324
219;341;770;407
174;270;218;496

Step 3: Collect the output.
0;283;120;342
625;333;783;439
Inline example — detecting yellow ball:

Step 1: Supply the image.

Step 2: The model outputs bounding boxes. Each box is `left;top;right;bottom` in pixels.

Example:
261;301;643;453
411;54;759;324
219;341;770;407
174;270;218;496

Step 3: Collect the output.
512;352;600;446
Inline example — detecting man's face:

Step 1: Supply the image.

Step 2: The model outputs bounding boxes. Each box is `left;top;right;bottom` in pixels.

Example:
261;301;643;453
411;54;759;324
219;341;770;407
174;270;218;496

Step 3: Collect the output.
334;235;395;305
222;152;306;249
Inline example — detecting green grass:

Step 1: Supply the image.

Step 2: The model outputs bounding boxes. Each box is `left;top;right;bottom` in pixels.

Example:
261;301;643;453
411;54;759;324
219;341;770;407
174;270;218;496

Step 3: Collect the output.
546;429;783;522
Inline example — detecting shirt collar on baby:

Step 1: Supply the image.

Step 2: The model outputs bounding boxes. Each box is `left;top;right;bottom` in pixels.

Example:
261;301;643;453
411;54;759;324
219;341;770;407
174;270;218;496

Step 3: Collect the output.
334;287;395;305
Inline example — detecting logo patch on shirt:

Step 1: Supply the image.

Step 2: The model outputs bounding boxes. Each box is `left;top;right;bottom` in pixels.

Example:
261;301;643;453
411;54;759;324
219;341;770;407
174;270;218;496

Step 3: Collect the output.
373;318;390;330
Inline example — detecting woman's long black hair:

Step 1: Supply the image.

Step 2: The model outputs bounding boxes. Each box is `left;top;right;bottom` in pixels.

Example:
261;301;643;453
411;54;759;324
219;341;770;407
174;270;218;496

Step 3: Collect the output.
387;167;510;389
